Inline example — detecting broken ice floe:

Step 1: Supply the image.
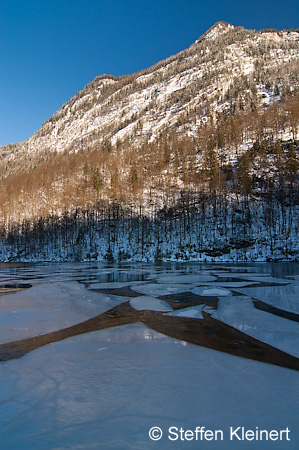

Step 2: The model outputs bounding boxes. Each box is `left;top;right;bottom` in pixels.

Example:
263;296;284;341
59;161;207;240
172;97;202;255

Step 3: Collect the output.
130;283;193;296
191;286;232;296
129;296;173;312
166;305;205;319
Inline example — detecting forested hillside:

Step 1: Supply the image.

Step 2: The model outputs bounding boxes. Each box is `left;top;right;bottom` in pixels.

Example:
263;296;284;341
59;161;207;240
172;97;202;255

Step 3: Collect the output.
0;22;298;262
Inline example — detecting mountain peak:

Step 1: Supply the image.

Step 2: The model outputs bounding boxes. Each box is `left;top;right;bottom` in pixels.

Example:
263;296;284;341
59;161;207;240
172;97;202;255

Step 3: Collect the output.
196;21;234;43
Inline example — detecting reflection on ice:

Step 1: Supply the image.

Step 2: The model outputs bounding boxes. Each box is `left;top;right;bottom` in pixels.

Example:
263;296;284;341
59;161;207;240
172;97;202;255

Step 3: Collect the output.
286;274;299;280
156;274;217;283
86;281;146;290
218;274;291;284
235;284;299;314
213;296;299;357
197;280;257;287
98;323;178;343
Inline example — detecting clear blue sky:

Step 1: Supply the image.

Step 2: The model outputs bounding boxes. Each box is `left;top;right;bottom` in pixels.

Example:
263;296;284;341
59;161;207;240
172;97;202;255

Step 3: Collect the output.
0;0;298;145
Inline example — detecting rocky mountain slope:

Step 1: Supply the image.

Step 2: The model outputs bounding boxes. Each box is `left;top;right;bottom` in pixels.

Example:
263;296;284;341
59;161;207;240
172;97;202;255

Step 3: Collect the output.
1;21;299;179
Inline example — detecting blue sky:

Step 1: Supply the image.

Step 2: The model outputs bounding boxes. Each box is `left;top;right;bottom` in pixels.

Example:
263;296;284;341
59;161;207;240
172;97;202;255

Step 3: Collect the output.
0;0;298;145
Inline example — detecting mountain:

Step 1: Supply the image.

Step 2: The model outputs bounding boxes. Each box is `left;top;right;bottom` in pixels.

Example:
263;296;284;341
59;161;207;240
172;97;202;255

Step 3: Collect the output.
0;22;299;262
2;22;299;173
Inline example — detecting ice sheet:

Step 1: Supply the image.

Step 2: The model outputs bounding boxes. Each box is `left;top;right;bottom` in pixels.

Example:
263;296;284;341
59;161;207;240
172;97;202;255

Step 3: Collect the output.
0;281;125;343
0;323;298;450
1;263;299;449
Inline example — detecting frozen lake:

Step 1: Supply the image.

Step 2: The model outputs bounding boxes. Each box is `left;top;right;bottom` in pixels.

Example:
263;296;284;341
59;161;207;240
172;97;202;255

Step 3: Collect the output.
0;262;299;449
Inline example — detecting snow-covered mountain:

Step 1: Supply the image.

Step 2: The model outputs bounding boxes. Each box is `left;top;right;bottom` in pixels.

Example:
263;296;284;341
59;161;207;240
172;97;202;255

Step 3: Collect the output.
1;21;299;177
1;21;299;263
